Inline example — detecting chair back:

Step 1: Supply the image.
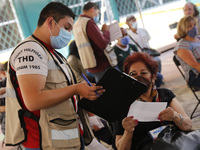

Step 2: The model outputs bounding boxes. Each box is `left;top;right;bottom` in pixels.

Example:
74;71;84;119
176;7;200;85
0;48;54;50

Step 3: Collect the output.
173;55;200;119
173;55;185;80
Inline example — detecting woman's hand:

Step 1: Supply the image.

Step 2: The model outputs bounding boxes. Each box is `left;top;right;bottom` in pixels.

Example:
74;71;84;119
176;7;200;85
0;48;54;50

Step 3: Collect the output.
92;125;101;132
75;83;105;100
122;116;138;133
0;88;6;95
158;107;175;121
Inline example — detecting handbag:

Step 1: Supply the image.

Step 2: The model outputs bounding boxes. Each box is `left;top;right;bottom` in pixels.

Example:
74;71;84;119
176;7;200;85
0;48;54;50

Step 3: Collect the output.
104;44;118;67
141;124;200;150
128;35;160;57
143;47;161;57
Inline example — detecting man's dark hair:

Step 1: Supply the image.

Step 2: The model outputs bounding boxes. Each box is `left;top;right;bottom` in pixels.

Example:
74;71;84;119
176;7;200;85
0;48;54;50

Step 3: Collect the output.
83;2;99;11
37;2;76;27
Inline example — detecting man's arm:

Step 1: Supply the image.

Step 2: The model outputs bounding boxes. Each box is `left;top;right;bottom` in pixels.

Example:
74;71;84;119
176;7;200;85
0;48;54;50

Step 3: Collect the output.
18;74;104;111
12;42;104;111
87;20;110;50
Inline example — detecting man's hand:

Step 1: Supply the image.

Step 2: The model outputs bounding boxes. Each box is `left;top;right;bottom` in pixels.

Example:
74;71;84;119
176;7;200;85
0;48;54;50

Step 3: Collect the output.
76;83;105;100
101;24;109;32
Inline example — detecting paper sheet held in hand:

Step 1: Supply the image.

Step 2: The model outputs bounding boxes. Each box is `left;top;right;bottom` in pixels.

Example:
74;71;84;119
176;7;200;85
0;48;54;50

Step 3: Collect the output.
109;21;122;42
127;101;167;122
0;93;6;98
89;116;104;129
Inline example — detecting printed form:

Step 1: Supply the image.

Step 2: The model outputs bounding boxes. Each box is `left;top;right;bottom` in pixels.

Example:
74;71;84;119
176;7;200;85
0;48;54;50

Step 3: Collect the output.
127;101;167;122
109;21;122;42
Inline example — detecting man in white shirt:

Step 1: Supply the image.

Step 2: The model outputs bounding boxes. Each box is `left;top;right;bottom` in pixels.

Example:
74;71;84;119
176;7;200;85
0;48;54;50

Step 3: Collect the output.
126;16;162;73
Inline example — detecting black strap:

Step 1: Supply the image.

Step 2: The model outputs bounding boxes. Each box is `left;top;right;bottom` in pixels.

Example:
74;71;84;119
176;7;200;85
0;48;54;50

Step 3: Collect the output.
31;35;78;111
22;109;39;122
127;34;144;51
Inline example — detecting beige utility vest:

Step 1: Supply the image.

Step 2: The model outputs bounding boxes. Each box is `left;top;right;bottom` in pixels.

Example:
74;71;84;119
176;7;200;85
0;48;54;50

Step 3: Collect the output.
73;17;97;69
5;36;94;150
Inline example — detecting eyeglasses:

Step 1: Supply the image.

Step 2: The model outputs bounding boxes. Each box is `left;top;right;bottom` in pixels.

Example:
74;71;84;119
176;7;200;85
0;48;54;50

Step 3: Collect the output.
129;71;150;78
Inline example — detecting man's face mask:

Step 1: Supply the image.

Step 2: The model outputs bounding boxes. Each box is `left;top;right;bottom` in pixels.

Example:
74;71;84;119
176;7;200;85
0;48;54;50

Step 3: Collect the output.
135;76;152;90
49;19;72;49
93;15;99;23
120;36;130;46
131;21;137;29
187;26;197;38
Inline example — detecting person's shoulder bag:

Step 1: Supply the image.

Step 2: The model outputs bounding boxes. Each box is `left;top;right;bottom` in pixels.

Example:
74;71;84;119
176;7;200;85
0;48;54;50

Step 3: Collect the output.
104;44;118;67
128;34;160;57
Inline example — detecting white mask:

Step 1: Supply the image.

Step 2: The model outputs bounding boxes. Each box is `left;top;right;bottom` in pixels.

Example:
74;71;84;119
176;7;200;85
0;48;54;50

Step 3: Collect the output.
131;22;137;29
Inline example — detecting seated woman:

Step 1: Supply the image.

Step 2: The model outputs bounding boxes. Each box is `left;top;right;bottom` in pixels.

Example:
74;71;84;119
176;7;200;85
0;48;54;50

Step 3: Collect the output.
174;16;200;88
174;2;200;40
112;52;192;150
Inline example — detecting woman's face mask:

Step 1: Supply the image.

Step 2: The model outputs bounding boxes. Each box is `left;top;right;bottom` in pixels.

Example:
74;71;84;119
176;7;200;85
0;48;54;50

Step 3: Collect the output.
120;36;130;46
187;26;197;38
49;19;72;49
135;76;152;90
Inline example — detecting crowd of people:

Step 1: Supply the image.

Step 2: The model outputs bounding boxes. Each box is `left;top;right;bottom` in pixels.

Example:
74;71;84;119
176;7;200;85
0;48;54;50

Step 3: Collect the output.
0;1;199;150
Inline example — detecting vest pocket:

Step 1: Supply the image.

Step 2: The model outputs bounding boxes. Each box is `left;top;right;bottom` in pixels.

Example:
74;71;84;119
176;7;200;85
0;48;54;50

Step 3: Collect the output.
49;114;81;149
50;118;76;126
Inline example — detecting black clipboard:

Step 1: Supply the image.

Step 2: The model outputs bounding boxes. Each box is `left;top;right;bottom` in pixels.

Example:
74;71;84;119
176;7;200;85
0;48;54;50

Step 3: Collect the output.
78;68;147;122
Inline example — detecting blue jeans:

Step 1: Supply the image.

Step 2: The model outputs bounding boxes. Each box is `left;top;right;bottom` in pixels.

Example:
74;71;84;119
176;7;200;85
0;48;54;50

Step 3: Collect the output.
80;136;85;150
155;72;163;87
153;56;161;72
189;70;200;88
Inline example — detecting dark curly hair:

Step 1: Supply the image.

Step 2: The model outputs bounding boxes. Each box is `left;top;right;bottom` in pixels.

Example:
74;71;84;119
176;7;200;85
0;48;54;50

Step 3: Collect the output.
123;52;158;76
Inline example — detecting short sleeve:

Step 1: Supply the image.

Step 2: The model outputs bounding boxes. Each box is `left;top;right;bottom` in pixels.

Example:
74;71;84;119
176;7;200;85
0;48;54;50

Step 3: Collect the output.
174;39;192;54
178;41;191;50
10;42;48;76
157;88;175;104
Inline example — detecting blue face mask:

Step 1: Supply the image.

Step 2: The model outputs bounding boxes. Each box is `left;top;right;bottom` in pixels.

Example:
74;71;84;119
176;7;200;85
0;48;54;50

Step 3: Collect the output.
49;20;72;49
187;26;197;38
120;36;130;46
93;15;99;23
131;22;137;29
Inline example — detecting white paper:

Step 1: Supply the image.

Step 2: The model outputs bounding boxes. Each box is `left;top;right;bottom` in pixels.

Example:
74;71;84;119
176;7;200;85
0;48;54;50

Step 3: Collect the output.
109;21;122;42
0;93;6;98
87;138;107;150
127;101;167;122
88;116;104;129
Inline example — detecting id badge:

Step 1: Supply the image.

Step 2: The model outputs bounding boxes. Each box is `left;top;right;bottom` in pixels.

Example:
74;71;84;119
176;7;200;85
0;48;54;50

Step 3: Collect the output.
148;125;167;140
